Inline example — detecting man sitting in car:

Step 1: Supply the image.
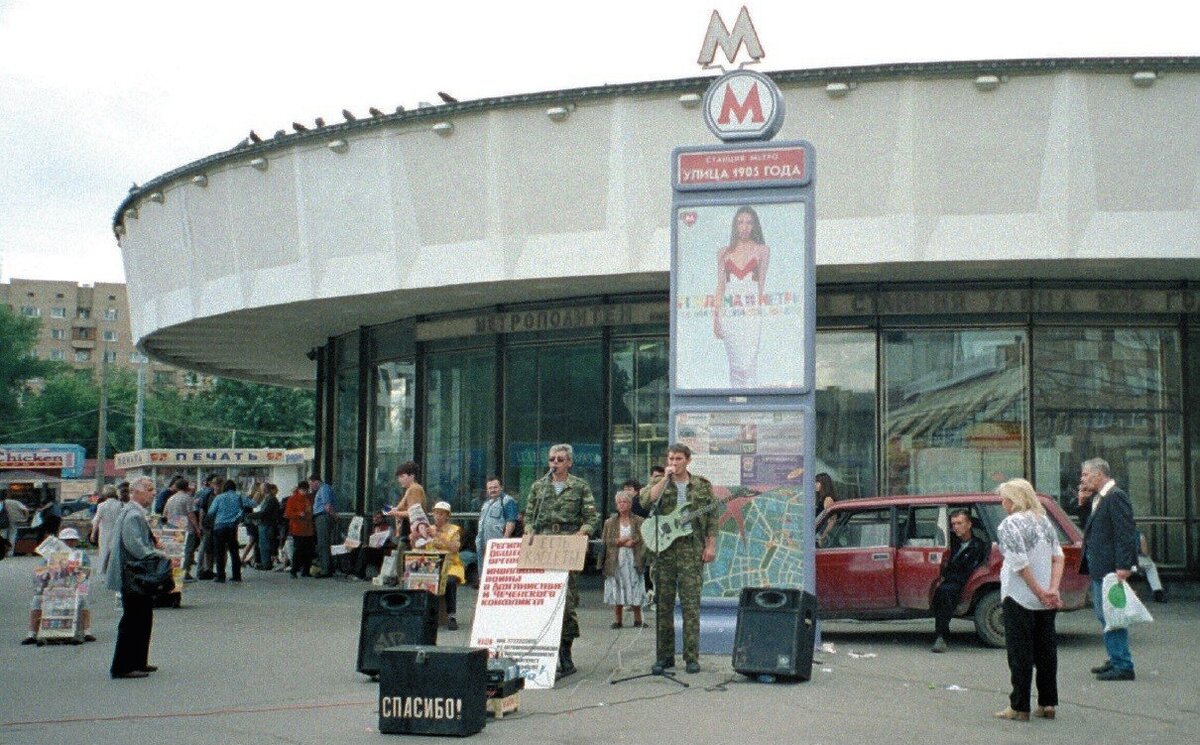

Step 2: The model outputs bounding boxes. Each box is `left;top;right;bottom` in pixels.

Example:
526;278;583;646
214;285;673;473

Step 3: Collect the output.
930;509;989;653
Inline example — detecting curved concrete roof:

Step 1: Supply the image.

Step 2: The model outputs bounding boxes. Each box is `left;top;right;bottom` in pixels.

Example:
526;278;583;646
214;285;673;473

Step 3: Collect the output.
115;57;1200;386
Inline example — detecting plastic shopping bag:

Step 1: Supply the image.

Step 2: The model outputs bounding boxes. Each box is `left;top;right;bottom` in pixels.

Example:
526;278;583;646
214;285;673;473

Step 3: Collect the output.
1101;572;1154;632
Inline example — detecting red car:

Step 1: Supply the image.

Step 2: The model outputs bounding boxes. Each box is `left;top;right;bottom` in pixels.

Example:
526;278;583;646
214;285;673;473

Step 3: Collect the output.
815;493;1088;647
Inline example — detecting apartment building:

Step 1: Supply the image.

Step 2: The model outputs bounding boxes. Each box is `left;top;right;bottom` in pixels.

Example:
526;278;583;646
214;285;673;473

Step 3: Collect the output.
0;278;205;391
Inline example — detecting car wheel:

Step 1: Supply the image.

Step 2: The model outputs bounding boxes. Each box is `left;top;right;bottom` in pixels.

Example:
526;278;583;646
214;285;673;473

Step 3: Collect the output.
973;589;1005;648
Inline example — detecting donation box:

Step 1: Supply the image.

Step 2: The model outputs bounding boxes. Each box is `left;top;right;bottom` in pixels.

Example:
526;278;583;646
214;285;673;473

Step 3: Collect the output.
379;645;487;737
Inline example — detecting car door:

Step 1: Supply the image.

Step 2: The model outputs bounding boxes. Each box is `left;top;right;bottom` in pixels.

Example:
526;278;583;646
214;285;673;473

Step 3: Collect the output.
895;505;948;610
816;508;897;611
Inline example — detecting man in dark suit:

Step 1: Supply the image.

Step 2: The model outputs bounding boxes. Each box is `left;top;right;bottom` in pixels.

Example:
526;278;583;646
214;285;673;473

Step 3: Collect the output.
931;509;990;652
1079;457;1138;681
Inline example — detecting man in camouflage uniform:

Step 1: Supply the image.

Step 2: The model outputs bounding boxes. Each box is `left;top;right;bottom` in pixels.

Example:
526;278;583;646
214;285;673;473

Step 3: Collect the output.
524;443;599;678
640;443;717;675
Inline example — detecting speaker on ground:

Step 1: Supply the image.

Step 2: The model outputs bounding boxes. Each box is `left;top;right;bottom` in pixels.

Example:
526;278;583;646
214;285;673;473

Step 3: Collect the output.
732;587;816;681
357;589;438;676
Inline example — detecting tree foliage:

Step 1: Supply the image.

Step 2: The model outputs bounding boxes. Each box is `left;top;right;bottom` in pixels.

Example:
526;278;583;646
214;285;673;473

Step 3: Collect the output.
0;357;314;455
0;306;56;422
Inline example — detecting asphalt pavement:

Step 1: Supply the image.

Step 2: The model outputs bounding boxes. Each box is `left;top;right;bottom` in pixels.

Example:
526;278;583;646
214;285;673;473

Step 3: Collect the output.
1;553;1196;745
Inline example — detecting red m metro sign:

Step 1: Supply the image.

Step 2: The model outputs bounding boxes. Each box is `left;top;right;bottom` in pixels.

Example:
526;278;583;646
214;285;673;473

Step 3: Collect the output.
702;69;784;142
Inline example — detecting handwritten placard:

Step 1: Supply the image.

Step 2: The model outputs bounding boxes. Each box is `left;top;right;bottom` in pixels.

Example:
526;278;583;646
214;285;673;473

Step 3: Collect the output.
517;534;588;571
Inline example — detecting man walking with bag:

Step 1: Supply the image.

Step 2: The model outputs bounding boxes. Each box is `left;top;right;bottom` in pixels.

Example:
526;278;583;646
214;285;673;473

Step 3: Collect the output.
108;476;166;679
1079;457;1138;681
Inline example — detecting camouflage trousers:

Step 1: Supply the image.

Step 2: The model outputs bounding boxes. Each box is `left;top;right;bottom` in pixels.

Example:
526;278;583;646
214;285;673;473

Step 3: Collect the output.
654;539;704;663
561;571;580;642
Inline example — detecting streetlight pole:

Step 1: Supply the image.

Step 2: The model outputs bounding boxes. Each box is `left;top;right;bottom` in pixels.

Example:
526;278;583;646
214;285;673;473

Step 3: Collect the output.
94;345;109;496
134;353;147;449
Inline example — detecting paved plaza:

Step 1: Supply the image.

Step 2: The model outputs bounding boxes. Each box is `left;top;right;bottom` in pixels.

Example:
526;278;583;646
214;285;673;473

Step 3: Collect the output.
1;554;1196;745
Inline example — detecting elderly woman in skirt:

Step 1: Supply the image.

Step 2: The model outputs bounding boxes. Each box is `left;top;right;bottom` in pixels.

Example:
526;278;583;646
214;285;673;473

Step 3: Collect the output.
601;491;646;629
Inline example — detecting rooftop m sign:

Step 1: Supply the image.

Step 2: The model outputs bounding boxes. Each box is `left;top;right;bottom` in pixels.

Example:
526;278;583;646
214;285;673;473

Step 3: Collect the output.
702;69;784;142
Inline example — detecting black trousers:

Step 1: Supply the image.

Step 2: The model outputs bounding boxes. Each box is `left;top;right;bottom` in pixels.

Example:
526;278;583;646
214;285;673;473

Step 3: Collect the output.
444;577;459;615
213;526;242;581
1003;597;1058;712
291;535;315;577
354;546;388;578
932;581;964;636
111;592;154;676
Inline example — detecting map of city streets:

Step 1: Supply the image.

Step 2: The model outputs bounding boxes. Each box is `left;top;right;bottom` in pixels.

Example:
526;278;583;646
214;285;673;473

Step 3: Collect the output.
702;483;808;597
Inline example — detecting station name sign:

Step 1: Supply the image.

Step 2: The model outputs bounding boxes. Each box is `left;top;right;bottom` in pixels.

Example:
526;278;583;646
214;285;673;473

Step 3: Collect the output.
675;144;808;189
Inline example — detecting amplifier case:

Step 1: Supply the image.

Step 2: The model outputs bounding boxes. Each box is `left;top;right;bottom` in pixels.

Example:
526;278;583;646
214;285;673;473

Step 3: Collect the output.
732;587;816;681
379;645;487;736
357;590;438;676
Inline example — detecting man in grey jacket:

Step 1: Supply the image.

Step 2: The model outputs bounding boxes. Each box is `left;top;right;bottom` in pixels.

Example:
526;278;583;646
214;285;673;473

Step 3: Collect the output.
108;476;166;679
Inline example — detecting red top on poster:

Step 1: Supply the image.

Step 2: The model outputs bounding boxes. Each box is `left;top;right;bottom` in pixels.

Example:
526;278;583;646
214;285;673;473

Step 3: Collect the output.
676;146;806;188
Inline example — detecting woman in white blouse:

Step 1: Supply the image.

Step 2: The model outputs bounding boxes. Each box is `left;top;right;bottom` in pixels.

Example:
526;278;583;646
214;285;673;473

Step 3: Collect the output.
994;478;1064;722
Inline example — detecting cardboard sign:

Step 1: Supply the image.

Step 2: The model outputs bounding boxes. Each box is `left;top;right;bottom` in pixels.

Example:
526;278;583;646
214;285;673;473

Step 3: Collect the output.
517;534;588;571
470;539;567;689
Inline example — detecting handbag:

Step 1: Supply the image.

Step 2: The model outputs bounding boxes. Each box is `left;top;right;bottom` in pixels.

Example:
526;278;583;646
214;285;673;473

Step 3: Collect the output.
124;553;175;597
119;510;175;597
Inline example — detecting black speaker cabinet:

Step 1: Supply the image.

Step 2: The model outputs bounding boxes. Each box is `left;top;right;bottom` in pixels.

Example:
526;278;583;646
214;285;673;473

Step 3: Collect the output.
732;587;816;681
379;645;487;737
357;590;438;676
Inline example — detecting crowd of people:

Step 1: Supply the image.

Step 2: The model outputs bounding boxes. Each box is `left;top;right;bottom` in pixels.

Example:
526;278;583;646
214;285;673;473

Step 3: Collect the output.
5;441;1158;709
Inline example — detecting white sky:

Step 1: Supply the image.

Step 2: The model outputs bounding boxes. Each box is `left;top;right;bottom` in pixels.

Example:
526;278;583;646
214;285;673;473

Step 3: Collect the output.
1;0;1195;284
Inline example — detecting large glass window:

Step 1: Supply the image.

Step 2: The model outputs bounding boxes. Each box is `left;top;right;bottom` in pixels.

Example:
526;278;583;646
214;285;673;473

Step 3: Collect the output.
370;360;416;514
333;366;359;509
609;338;669;496
816;330;877;499
1033;327;1186;566
883;329;1027;495
505;341;604;513
424;348;496;514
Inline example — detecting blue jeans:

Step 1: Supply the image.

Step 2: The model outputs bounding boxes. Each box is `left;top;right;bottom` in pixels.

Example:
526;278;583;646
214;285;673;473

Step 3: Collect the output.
257;524;276;567
1091;578;1134;672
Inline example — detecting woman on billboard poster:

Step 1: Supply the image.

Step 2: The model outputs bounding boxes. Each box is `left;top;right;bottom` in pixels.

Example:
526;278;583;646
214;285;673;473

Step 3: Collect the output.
713;205;770;387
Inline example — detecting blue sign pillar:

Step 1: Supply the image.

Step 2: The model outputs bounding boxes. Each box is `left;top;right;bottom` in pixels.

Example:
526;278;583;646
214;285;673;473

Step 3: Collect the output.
667;69;816;654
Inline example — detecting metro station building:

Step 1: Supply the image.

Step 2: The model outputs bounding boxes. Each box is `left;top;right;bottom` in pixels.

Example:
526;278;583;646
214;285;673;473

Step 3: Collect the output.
114;58;1200;576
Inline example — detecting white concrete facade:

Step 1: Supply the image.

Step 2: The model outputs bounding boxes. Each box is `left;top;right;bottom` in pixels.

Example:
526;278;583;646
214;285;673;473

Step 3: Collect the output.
115;59;1200;386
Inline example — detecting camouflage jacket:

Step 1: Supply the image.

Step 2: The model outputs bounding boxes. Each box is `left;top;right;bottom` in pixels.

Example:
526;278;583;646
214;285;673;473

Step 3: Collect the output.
525;473;599;536
639;473;718;543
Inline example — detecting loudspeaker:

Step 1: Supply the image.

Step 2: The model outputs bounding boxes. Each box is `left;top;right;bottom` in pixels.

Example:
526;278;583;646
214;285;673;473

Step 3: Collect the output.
357;590;438;676
732;587;816;681
379;645;487;736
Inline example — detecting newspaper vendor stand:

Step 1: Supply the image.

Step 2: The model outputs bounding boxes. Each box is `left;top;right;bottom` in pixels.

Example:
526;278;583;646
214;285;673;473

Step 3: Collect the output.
401;550;448;623
150;520;186;608
33;538;91;644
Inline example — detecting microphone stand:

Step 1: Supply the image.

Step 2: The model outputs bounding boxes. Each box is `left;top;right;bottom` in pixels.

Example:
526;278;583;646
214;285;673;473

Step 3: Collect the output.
610;479;688;688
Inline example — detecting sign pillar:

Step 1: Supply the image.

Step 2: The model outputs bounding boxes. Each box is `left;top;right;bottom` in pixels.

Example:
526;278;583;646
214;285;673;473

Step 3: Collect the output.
668;9;817;652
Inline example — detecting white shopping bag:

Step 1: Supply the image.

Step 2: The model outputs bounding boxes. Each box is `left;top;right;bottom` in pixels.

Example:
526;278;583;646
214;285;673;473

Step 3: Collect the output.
1101;572;1153;632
